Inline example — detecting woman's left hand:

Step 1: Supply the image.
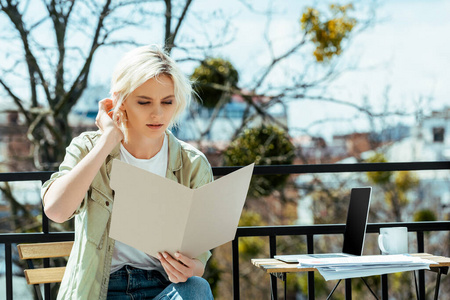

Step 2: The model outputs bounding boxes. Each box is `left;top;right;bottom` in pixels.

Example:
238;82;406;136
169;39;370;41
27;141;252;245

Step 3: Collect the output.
157;252;204;283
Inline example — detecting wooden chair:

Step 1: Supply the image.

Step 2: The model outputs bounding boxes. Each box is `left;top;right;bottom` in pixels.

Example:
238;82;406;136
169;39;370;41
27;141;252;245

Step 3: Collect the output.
17;241;73;300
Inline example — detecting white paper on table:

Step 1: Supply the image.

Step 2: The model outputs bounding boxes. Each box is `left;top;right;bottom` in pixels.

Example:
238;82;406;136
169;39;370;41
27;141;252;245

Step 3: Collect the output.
108;159;254;258
317;264;431;281
297;254;436;281
297;254;433;267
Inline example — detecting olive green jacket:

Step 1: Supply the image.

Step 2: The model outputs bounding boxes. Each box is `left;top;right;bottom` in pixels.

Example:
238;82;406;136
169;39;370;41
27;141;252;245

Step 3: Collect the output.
41;130;213;300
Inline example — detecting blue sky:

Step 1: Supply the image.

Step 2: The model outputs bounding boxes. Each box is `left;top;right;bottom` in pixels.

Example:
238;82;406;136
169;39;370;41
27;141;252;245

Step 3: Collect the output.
215;0;450;139
2;0;449;141
88;0;450;140
286;0;450;139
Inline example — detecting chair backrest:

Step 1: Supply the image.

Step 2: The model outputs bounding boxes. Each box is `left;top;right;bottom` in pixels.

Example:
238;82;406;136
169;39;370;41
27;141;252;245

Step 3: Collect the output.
17;241;73;285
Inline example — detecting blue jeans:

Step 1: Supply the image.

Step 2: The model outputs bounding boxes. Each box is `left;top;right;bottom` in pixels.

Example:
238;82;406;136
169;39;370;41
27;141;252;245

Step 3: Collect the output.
107;266;214;300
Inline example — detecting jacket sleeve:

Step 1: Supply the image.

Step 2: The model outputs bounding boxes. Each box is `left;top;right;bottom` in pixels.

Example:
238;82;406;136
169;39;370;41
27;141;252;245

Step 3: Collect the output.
41;133;93;219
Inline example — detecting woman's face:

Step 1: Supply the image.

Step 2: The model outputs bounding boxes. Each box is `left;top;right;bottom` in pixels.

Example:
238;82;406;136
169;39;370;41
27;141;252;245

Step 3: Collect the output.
122;75;176;142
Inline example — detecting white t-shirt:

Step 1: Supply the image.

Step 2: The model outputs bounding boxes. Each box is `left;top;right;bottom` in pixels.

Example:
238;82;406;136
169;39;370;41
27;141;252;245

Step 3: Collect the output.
110;134;168;275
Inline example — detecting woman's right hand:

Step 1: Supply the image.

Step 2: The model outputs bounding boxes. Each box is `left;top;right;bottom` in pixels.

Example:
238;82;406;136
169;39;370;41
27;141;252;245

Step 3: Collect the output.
95;98;124;143
44;98;124;223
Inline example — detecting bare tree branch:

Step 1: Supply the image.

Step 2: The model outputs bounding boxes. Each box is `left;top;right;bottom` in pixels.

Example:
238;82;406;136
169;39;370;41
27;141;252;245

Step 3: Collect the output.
0;0;52;106
174;34;235;53
102;40;144;47
45;0;76;106
0;78;31;123
287;94;410;118
197;81;231;141
164;0;193;53
169;0;192;51
110;0;160;11
164;0;172;48
56;0;112;115
253;36;307;90
28;15;48;32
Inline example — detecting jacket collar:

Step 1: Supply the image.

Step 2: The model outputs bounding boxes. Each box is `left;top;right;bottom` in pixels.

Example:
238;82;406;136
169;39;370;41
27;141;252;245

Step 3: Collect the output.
166;129;182;173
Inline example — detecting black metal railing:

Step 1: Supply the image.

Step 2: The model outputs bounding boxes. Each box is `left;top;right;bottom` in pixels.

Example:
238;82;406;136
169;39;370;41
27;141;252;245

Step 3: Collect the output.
232;221;450;300
0;171;53;300
227;161;450;300
0;161;449;300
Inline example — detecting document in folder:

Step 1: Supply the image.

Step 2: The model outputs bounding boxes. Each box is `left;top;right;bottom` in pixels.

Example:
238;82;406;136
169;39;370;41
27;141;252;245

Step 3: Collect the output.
109;159;254;258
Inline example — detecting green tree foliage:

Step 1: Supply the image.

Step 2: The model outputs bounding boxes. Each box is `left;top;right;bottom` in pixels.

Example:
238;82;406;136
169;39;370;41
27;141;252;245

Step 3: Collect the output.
366;153;419;221
224;124;295;197
311;189;350;225
191;58;239;109
301;3;357;62
366;153;392;184
238;210;266;258
414;209;437;222
203;255;221;297
297;272;328;298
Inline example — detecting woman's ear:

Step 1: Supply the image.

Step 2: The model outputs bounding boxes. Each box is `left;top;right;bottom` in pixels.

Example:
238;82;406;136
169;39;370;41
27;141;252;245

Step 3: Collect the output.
116;95;126;111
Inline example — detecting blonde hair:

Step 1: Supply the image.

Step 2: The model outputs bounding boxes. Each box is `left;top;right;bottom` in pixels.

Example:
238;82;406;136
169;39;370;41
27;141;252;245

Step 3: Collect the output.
110;45;192;141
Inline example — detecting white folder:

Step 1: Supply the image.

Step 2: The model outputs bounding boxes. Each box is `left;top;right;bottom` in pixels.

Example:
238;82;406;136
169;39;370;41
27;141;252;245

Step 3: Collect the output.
109;159;254;258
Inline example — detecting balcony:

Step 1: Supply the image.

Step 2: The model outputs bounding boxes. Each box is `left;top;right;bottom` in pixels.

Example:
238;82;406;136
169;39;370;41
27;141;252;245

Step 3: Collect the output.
1;161;449;299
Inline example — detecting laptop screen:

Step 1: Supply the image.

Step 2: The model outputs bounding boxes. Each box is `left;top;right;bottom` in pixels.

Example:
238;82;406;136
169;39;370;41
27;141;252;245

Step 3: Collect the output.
342;187;372;256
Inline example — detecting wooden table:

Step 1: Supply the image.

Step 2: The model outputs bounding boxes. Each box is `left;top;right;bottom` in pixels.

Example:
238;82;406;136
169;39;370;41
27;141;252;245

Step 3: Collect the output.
252;253;450;300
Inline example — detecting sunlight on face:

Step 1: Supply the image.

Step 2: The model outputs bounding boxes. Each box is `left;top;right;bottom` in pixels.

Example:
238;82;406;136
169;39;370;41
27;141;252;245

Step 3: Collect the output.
122;75;176;143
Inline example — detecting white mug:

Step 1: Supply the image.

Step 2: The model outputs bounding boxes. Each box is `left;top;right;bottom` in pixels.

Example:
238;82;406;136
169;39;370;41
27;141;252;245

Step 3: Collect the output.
378;227;408;255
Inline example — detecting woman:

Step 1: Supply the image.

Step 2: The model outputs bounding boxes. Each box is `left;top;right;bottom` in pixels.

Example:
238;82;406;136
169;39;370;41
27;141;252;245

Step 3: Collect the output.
42;45;214;299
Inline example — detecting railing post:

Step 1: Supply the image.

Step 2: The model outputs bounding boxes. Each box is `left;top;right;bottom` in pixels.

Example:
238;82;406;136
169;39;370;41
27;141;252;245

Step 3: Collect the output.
417;231;425;300
345;279;352;300
232;238;240;300
381;274;388;299
41;183;51;299
269;235;278;300
5;242;13;300
41;195;49;235
44;258;51;299
306;234;315;300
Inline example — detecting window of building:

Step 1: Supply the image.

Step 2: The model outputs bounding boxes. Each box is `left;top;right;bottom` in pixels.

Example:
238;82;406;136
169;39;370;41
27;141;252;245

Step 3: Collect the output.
433;127;445;142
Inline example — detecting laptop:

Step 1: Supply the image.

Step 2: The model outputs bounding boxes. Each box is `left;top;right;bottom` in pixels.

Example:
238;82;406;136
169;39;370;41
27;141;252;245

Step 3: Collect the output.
274;187;372;263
